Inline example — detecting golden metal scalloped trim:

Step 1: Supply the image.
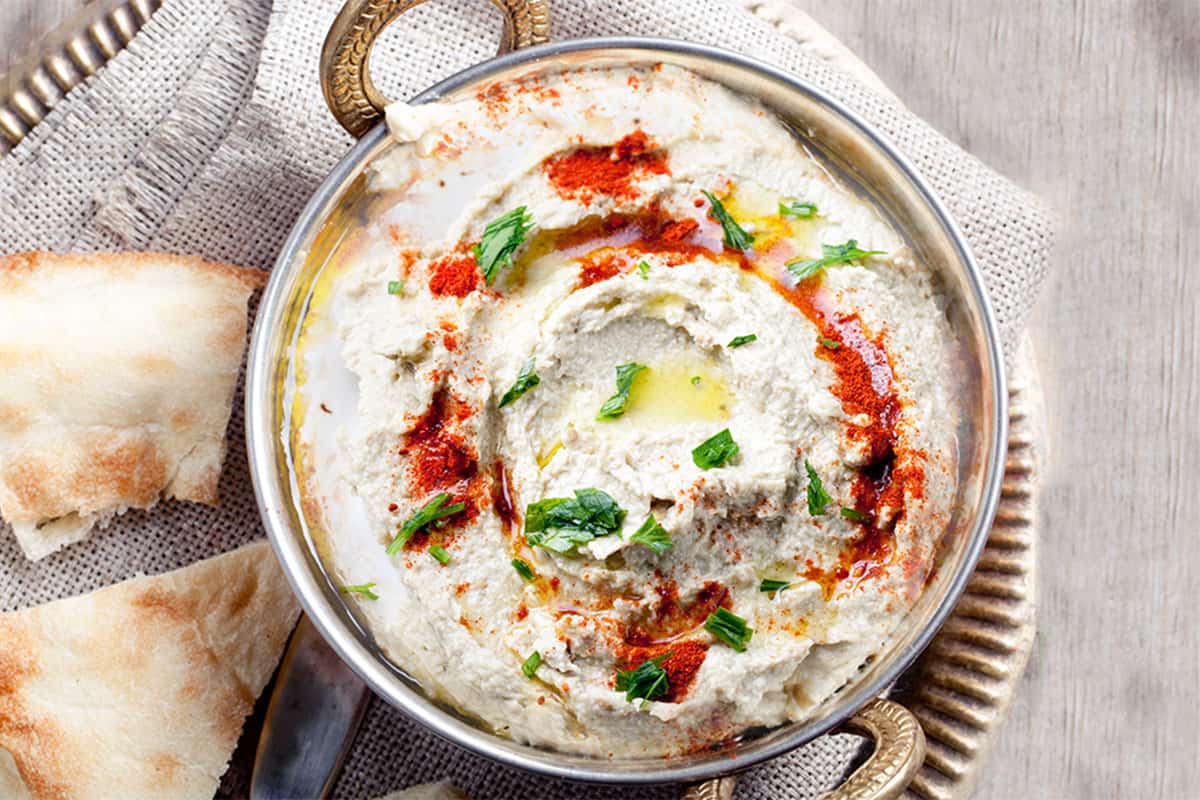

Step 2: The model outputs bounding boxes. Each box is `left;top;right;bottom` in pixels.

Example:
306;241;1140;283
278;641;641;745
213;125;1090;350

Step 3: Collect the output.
894;337;1040;800
0;0;162;153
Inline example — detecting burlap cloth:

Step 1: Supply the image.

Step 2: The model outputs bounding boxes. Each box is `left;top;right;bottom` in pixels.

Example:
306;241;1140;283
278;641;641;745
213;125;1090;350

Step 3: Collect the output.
0;0;1052;797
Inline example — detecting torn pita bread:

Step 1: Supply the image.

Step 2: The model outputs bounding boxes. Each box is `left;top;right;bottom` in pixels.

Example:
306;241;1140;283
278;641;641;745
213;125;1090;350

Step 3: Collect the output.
0;251;267;560
376;783;469;800
0;539;299;799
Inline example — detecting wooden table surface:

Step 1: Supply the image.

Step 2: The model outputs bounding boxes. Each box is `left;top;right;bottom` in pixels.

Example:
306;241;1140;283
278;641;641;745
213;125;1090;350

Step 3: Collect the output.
2;2;1196;798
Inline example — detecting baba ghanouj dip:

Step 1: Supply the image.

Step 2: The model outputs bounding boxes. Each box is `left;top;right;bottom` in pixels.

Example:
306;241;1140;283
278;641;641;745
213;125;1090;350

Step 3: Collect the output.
290;65;959;758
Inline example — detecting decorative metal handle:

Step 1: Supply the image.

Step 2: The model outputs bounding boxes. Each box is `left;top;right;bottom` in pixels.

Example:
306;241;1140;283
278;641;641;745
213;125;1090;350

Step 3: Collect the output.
681;698;926;800
320;0;552;138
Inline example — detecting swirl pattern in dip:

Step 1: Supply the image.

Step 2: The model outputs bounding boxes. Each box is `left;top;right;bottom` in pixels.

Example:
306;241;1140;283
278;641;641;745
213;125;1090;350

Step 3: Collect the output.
293;65;959;757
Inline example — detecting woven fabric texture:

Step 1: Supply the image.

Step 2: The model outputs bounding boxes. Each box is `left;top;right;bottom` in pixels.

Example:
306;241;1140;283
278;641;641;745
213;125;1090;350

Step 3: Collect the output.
0;0;1052;797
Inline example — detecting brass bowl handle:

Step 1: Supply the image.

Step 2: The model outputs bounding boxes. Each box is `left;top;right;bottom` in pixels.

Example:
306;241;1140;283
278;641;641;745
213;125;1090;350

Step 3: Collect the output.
681;698;926;800
320;0;552;138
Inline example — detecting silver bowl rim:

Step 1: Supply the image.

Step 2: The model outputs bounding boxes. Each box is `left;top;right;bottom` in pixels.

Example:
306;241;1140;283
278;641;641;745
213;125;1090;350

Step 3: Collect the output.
246;36;1008;786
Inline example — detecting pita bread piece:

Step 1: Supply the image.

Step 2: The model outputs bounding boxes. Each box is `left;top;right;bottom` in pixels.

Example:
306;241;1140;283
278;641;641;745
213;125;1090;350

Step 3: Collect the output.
0;251;267;560
0;539;300;799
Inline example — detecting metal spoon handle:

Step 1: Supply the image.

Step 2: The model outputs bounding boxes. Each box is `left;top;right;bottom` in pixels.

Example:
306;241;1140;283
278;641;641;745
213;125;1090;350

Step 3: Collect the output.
251;615;371;800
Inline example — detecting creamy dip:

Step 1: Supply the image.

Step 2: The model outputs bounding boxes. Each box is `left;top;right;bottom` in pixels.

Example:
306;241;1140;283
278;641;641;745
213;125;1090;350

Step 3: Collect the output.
293;65;958;757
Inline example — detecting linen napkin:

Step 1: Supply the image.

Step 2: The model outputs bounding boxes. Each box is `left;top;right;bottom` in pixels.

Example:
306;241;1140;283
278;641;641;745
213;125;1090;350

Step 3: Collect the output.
0;0;1052;797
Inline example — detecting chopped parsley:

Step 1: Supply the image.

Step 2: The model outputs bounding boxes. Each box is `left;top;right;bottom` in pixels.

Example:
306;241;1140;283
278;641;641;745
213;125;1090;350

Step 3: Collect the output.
691;375;702;385
702;190;755;251
429;544;451;565
692;428;740;470
629;514;674;555
704;607;753;652
498;357;540;408
820;336;840;350
805;460;832;516
511;558;536;582
525;488;626;554
637;260;651;280
727;333;757;348
759;578;792;594
779;200;819;219
787;239;884;281
615;652;672;708
521;651;542;679
841;507;871;523
339;582;379;600
387;280;404;294
596;362;647;420
386;493;466;555
475;206;533;284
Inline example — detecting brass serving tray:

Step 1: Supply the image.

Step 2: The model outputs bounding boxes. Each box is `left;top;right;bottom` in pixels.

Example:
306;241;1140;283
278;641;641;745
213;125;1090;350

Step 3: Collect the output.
0;3;1040;798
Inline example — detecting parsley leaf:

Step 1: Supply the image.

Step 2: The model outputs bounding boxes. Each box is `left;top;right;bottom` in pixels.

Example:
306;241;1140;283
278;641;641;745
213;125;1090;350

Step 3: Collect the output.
692;428;740;470
615;652;672;708
690;375;702;385
386;493;466;555
474;206;533;284
629;514;674;554
522;651;542;679
525;488;627;554
511;558;536;582
387;280;404;294
759;578;792;594
704;607;753;652
597;362;647;420
429;544;451;565
841;507;871;523
727;333;757;348
638;260;651;280
820;336;840;350
779;200;819;219
805;460;832;516
339;582;379;600
786;239;885;281
498;357;540;408
702;191;755;251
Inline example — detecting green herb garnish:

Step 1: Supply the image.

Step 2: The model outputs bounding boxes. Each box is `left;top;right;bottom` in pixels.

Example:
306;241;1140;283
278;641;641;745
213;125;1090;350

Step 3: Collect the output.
759;578;792;594
704;607;753;651
702;190;755;251
339;582;379;600
629;514;673;554
387;280;404;294
498;357;540;408
429;544;452;565
525;488;627;554
597;362;647;420
805;460;832;516
787;239;884;281
692;428;739;470
691;376;702;385
638;260;651;280
386;493;466;555
511;558;536;582
475;206;533;284
727;334;757;348
779;200;819;218
522;651;542;679
840;507;871;523
615;652;672;708
820;337;840;350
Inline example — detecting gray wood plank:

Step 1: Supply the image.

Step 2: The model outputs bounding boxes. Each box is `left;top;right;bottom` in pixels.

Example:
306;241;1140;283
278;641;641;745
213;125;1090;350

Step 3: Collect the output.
773;3;1199;797
0;2;80;79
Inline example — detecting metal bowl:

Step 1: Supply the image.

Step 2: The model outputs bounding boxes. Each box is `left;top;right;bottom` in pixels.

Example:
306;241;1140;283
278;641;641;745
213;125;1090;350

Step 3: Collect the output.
246;3;1006;795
